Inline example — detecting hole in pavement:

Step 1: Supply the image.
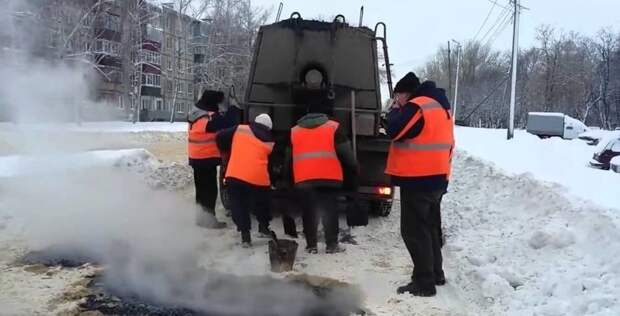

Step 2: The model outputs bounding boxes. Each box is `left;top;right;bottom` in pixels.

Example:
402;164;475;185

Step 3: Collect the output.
20;247;371;316
79;274;369;316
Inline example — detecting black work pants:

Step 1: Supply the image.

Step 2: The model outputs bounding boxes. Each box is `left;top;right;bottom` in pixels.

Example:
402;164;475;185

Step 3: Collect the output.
300;188;340;247
227;181;272;232
192;165;218;212
400;188;445;289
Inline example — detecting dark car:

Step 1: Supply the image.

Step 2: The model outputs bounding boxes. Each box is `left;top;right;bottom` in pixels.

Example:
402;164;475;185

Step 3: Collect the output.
611;157;620;173
589;138;620;170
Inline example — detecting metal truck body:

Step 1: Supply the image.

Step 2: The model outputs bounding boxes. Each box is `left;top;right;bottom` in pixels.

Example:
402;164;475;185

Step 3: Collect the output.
241;14;393;216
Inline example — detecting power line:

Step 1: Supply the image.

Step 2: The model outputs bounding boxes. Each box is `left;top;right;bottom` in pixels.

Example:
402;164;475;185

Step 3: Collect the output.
462;75;510;123
481;11;513;48
472;0;497;42
478;7;511;45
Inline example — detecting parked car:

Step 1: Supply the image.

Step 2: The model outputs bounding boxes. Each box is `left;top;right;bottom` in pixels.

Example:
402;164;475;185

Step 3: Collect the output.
526;112;588;139
589;138;620;170
578;130;603;146
611;156;620;173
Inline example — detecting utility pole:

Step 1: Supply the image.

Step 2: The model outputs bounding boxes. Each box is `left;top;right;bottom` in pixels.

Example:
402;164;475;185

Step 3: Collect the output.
447;41;452;102
452;40;462;123
507;0;521;139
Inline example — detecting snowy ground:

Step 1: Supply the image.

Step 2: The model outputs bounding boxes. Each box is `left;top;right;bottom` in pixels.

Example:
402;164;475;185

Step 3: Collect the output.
0;124;619;315
456;127;620;213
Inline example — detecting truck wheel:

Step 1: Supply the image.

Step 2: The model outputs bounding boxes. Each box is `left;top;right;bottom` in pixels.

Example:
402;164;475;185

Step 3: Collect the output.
370;200;392;217
219;184;232;211
218;165;232;211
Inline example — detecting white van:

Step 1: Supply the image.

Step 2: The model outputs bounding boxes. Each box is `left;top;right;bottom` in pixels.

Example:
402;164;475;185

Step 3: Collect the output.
526;112;588;139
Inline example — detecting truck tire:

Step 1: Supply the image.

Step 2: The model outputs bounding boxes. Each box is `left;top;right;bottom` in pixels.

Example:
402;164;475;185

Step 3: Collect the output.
369;200;392;217
218;165;232;211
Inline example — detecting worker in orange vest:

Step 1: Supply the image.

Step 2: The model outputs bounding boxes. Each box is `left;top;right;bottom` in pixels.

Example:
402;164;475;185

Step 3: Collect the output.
385;72;454;297
188;89;240;229
216;114;275;247
289;93;358;254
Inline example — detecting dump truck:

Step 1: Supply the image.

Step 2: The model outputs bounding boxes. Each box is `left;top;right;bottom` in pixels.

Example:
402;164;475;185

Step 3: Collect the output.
224;12;394;219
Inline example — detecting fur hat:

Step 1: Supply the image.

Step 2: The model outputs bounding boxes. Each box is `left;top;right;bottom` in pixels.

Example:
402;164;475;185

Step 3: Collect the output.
195;90;225;111
394;72;421;94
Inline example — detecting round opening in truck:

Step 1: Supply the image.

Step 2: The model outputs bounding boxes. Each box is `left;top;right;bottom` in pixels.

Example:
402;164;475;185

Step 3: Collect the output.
304;69;323;88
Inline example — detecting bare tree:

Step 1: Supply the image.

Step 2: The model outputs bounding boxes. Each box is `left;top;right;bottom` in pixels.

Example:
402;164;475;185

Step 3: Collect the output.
420;25;620;129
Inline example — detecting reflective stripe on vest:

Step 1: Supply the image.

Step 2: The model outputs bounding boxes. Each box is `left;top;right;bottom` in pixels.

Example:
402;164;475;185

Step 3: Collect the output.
291;120;344;184
187;112;220;159
385;96;455;179
225;125;273;186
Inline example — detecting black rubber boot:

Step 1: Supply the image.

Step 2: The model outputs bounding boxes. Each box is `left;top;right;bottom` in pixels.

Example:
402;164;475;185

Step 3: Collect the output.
258;224;274;238
397;282;436;297
325;243;346;254
305;245;318;254
241;231;252;248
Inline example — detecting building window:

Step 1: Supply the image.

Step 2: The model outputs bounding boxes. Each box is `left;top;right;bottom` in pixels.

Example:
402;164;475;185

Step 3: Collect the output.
141;97;151;110
142;73;161;87
141;50;161;66
156;99;163;111
104;13;121;32
94;39;120;56
167;57;172;71
188;84;193;95
176;82;184;95
175;102;184;113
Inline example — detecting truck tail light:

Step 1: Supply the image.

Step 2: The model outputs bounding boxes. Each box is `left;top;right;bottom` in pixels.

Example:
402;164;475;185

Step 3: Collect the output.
377;187;392;196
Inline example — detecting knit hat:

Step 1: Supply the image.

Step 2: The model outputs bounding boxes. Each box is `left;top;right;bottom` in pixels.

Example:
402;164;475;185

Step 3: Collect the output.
393;72;421;94
254;113;273;130
196;90;225;111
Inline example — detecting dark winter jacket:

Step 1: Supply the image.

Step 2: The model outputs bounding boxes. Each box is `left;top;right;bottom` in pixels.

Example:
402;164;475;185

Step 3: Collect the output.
187;106;240;168
216;122;274;188
386;81;452;192
286;113;359;190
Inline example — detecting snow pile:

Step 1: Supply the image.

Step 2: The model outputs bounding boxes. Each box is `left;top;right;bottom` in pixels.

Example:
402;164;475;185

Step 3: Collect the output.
112;150;193;191
455;127;620;212
0;148;193;191
440;152;620;316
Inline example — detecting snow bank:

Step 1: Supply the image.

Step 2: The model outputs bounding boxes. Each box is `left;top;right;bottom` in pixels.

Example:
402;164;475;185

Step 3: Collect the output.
455;127;620;212
0;122;188;133
442;152;620;316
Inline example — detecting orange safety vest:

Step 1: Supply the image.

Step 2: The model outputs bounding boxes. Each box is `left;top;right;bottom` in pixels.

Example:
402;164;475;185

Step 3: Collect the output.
187;112;220;159
291;120;344;184
225;125;274;186
385;96;455;179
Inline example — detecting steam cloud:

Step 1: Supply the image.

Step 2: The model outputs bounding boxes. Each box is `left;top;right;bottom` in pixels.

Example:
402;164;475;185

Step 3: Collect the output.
0;5;361;315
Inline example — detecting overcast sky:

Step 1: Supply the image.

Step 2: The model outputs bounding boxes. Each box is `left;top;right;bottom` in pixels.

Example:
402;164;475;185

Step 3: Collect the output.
251;0;620;78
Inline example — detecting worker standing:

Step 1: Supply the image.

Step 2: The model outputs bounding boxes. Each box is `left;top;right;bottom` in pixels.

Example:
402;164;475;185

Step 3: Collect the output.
385;72;454;297
289;94;358;254
188;89;240;229
216;114;275;247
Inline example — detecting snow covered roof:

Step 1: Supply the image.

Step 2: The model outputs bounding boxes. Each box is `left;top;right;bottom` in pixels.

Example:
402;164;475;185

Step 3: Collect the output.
528;112;565;117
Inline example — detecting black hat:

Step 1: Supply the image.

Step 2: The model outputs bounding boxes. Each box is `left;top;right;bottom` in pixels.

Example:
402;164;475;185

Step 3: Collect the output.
394;72;421;94
196;90;225;111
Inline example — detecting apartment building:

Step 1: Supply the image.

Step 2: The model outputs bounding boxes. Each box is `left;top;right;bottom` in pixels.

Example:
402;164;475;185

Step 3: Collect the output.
1;0;209;121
